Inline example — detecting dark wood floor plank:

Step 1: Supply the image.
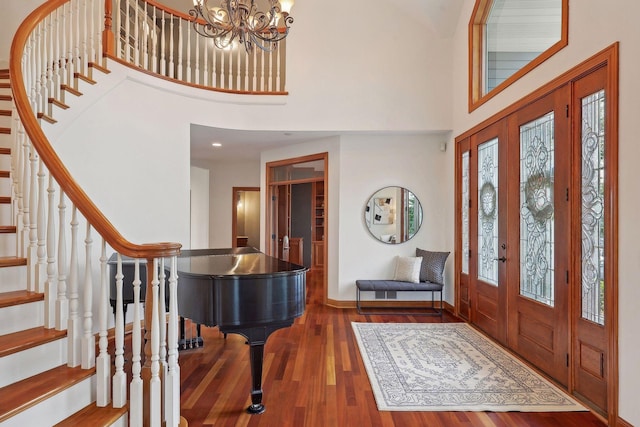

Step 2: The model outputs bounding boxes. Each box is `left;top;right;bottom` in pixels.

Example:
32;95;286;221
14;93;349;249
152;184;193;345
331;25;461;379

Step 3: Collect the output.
177;271;607;427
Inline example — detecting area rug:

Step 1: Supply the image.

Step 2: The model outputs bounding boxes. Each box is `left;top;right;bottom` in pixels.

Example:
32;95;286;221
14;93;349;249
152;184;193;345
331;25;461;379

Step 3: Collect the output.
351;322;586;412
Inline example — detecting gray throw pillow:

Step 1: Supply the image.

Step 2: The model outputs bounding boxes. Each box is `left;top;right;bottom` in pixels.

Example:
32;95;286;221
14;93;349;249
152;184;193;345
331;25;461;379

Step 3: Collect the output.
416;248;450;284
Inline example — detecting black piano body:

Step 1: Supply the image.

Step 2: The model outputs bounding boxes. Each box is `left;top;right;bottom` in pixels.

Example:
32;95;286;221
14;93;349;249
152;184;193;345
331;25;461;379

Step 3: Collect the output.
175;247;307;414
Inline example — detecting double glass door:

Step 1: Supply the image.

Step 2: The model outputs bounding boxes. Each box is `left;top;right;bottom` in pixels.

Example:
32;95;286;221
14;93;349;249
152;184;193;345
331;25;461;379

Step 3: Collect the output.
456;59;614;416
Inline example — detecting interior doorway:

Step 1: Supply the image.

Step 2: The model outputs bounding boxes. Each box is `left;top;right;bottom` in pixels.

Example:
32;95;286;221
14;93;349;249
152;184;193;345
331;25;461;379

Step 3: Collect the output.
266;153;328;304
231;187;260;248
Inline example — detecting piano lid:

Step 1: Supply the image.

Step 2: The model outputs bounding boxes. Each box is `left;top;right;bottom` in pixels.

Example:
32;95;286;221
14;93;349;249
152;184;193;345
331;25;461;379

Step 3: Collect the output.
175;247;307;278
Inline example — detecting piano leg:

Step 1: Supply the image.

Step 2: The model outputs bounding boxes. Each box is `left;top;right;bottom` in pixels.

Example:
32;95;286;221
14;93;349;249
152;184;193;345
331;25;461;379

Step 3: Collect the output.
222;321;293;414
247;343;266;414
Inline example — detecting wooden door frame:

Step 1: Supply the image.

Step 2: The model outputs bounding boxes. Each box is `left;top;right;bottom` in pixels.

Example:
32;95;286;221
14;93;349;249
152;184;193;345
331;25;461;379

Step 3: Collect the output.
266;152;328;305
454;43;619;423
231;187;260;248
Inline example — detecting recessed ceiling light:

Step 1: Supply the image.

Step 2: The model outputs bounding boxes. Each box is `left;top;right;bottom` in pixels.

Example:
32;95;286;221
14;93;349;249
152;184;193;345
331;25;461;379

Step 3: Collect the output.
212;142;222;147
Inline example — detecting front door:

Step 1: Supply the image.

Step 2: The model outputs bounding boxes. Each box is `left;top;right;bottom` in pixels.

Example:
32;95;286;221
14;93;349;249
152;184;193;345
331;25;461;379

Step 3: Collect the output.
506;86;570;385
468;122;508;345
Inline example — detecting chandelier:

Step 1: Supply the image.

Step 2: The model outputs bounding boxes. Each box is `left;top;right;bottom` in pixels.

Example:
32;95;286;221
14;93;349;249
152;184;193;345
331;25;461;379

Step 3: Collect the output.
189;0;295;53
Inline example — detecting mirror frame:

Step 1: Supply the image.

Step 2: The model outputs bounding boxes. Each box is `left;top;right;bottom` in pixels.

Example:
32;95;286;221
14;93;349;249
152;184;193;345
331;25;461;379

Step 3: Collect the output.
364;186;423;244
468;0;568;112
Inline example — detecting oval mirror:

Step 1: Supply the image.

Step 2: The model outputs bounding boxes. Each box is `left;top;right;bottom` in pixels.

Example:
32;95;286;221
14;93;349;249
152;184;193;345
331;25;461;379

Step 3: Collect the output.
364;186;423;244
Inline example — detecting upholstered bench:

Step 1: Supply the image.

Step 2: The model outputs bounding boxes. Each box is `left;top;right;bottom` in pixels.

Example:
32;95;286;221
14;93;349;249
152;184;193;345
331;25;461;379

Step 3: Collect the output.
355;279;443;316
355;249;449;316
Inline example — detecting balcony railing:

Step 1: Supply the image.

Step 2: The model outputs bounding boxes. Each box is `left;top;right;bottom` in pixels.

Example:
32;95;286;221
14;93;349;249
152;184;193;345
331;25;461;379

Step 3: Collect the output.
106;0;289;94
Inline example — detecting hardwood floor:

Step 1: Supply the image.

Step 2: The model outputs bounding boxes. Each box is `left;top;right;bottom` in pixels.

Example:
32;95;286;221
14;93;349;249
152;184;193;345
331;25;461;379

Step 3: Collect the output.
178;271;607;427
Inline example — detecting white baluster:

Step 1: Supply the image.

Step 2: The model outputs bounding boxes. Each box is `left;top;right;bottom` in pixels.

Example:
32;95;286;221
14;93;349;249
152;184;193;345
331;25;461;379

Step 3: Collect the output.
113;254;126;408
81;222;95;369
194;28;200;85
35;157;47;293
212;39;217;87
73;0;82;77
81;0;88;75
13;124;24;256
60;2;68;90
21;139;30;274
259;48;265;92
44;175;57;329
27;147;38;291
160;9;166;75
244;49;249;91
115;0;122;60
55;190;68;331
165;255;180;425
219;42;224;89
149;258;162;427
185;21;191;82
52;8;61;102
66;1;75;85
34;22;42;116
150;5;157;74
142;1;148;70
228;44;233;89
88;0;96;64
276;42;282;91
203;35;208;86
158;257;167;425
169;12;174;78
96;239;111;406
177;18;183;81
45;15;54;115
129;259;143;425
125;0;131;62
268;49;273;91
67;206;80;367
133;0;139;67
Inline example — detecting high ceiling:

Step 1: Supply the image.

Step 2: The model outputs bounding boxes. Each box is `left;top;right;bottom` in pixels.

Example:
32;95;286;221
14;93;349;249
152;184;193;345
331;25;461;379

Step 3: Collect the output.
157;0;464;162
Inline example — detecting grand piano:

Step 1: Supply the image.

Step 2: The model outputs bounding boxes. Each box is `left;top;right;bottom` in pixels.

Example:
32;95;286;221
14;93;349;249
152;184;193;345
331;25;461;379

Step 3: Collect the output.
174;247;307;414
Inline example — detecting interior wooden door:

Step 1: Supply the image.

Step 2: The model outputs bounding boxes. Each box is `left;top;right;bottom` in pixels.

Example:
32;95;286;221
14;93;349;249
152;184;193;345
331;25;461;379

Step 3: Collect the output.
506;85;570;385
469;122;508;345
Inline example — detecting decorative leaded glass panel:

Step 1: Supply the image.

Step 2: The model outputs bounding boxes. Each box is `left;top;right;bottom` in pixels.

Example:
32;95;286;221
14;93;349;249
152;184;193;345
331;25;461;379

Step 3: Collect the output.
520;112;555;306
462;151;470;274
478;139;499;286
581;90;605;325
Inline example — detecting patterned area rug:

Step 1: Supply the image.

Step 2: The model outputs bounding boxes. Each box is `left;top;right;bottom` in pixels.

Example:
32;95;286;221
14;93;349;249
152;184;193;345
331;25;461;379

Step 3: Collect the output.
351;322;586;412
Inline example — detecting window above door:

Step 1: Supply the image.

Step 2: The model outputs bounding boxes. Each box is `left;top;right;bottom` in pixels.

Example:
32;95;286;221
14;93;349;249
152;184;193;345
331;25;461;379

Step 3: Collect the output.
468;0;568;111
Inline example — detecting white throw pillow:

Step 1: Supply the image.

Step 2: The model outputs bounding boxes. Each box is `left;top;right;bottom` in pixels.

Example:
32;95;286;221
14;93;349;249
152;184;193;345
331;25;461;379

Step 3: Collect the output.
393;256;423;283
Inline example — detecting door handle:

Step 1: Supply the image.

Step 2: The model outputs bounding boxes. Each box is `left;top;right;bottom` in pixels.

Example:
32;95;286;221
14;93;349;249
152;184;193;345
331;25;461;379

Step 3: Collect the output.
495;256;507;263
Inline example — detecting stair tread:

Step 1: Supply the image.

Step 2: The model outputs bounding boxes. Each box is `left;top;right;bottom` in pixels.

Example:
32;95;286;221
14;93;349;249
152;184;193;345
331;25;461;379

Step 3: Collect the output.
0;225;16;233
0;95;11;102
0;326;66;358
0;147;10;155
0;257;28;267
0;364;95;423
54;402;128;427
0;290;44;308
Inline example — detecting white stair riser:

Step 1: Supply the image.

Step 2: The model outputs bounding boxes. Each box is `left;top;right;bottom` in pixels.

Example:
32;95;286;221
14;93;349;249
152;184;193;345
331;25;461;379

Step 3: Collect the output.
0;374;96;427
0;115;11;128
111;413;128;427
0;300;43;335
0;265;27;292
0;336;67;388
0;233;16;256
0;203;12;226
0;155;11;170
0;177;11;195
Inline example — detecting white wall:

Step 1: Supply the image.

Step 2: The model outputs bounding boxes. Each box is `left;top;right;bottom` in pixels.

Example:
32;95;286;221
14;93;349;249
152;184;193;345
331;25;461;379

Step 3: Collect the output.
190;166;209;249
192;159;261;249
450;1;640;424
337;134;453;302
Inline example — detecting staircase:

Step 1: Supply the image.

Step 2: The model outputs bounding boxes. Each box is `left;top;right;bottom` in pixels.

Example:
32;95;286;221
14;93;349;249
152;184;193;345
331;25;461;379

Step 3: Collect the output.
0;68;127;426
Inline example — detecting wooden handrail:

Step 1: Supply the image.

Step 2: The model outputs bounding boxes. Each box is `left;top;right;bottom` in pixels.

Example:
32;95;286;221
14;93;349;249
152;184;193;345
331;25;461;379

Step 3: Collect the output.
10;0;181;259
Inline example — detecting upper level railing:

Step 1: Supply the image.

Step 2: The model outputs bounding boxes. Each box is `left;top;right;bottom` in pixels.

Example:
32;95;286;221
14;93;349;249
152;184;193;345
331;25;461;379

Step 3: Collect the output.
104;0;289;94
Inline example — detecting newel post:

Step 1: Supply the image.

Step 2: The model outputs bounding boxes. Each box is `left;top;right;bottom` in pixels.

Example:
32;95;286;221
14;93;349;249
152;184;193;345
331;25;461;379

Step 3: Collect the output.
102;0;114;57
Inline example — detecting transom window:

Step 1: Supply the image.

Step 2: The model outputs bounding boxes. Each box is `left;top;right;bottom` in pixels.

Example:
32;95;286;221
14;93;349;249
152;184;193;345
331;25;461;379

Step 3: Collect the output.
469;0;568;111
